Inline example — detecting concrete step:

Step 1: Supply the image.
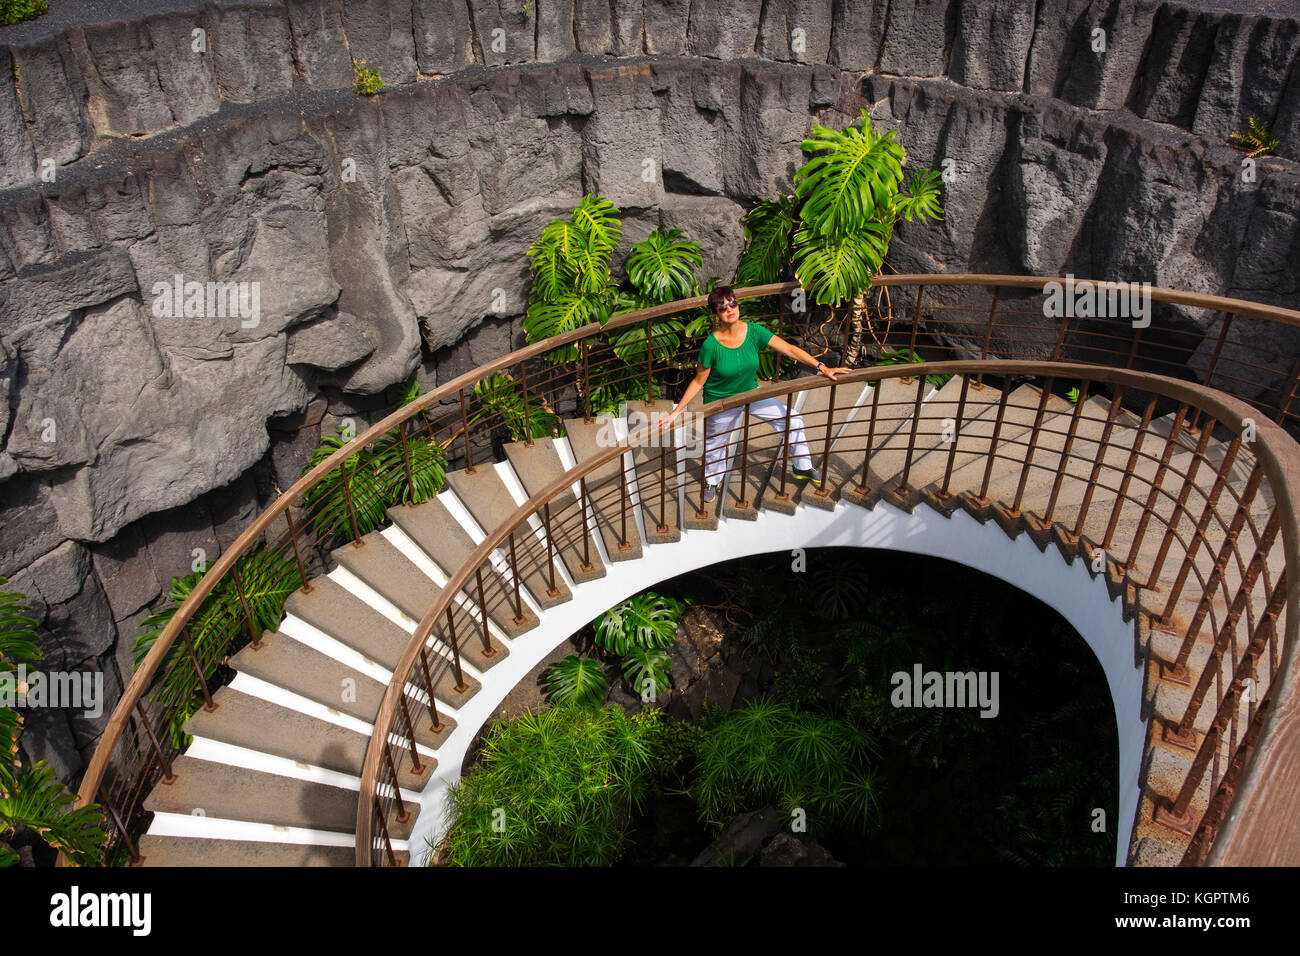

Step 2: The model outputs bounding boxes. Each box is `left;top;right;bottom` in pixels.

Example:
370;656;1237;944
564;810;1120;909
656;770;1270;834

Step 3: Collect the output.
447;463;606;584
627;400;684;542
143;756;414;840
332;533;509;672
138;835;388;867
285;576;481;706
504;437;642;564
229;632;455;751
185;688;434;791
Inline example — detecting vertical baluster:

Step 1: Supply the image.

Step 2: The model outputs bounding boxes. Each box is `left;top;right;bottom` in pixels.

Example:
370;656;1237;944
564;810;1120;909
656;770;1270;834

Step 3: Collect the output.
645;318;655;401
975;288;999;388
940;375;972;496
977;385;1011;503
1144;420;1222;589
580;479;593;570
581;338;593;421
1071;388;1126;540
135;701;174;782
1102;394;1158;551
856;377;883;496
1010;378;1056;515
737;403;752;509
417;648;444;733
102;799;141;866
398;417;416;502
398;695;424;774
908;287;924;356
897;373;927;493
508;534;524;621
340;459;363;545
284;508;312;593
181;627;215;710
543;502;559;596
519;362;533;446
459;388;474;473
443;606;467;693
815;383;837;499
1042;381;1090;524
382;742;409;821
657;445;668;533
476;567;497;650
776;392;792;500
1276;356;1300;424
230;565;262;647
1124;405;1189;571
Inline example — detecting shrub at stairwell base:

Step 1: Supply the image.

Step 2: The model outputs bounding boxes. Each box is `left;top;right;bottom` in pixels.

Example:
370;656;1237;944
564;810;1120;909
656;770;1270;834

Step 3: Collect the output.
0;0;47;27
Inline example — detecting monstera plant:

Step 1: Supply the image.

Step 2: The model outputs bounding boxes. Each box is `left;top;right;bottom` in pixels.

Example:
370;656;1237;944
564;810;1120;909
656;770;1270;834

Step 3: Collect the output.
734;108;945;366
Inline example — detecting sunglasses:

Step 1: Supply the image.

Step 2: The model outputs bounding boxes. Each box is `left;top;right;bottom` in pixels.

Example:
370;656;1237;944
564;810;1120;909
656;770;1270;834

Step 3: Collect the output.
714;298;738;313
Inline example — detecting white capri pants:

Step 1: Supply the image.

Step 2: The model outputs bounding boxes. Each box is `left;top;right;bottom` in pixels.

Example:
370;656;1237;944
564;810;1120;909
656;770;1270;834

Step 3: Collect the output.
702;397;814;486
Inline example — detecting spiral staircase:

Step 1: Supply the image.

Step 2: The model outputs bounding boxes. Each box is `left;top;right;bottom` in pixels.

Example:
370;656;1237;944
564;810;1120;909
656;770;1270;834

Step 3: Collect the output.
75;279;1300;868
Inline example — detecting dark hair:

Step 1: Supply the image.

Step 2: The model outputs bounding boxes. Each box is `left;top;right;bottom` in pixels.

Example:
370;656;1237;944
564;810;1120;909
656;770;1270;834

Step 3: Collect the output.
708;285;737;314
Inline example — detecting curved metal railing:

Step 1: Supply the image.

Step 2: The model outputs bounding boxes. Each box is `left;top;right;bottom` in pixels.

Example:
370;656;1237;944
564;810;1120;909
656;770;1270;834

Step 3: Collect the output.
356;360;1298;866
75;276;1300;865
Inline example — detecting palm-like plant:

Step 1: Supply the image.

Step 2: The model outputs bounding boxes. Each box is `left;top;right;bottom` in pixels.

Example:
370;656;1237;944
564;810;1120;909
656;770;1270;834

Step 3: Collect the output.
620;646;672;702
471;372;563;442
524;194;624;362
734;108;943;365
133;547;303;748
543;654;608;707
592;592;685;656
1;580;108;866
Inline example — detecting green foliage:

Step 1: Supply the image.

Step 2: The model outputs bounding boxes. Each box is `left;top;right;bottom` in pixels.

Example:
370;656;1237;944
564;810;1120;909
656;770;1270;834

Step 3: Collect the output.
0;582;107;866
441;705;677;865
586;364;648;418
735;196;800;288
1066;386;1081;404
525;195;623;361
353;59;385;95
624;228;703;303
690;698;880;834
734;109;943;311
620;646;671;702
472;371;563;442
543;655;608;707
0;0;47;28
0;762;108;866
872;348;952;388
1227;116;1279;158
133;547;303;749
593;591;685;656
301;422;447;540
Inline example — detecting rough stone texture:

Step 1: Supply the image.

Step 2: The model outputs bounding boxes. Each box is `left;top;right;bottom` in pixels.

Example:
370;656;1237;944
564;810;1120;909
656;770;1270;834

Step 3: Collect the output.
0;0;1298;785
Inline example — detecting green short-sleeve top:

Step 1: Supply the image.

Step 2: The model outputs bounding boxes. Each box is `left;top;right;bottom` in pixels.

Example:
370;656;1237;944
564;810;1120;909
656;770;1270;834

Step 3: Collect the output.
698;322;774;403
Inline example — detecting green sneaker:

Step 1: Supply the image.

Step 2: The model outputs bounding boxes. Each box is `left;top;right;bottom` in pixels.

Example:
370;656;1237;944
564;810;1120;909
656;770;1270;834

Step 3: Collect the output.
792;466;823;485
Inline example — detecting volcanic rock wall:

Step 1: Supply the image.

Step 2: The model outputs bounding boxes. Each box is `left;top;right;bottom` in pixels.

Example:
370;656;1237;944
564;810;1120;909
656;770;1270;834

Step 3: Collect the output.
1;0;1297;780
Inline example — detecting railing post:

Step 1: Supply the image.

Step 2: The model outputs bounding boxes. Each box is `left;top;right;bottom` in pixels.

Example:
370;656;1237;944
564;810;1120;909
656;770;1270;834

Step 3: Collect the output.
976;385;1011;503
398;418;416;501
417;649;445;733
135;701;174;783
581;339;593;422
1009;378;1055;515
1042;381;1090;524
339;460;364;546
374;803;397;868
737;403;751;508
940;374;972;496
1123;404;1188;571
459;388;475;473
520;361;533;446
475;567;497;651
507;535;525;623
443;606;467;693
856;377;883;496
975;287;999;388
908;287;924;356
397;694;424;774
645;318;655;401
579;478;593;570
542;502;560;595
102;798;141;866
815;384;837;498
775;392;793;501
657;445;668;534
1071;388;1126;540
897;373;927;493
284;509;312;594
1102;394;1158;551
181;627;215;711
382;742;409;822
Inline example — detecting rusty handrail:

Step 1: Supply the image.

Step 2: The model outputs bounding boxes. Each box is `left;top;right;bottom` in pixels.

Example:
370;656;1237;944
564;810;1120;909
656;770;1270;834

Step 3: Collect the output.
355;360;1299;866
75;273;1300;864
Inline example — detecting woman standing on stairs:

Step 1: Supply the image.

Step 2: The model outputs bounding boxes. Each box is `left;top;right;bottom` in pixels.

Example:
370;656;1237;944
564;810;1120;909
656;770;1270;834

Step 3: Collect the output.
660;286;850;502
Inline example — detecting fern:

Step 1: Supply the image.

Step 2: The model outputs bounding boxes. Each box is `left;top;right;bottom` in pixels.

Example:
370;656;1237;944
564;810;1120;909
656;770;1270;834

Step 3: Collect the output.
1227;116;1280;158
